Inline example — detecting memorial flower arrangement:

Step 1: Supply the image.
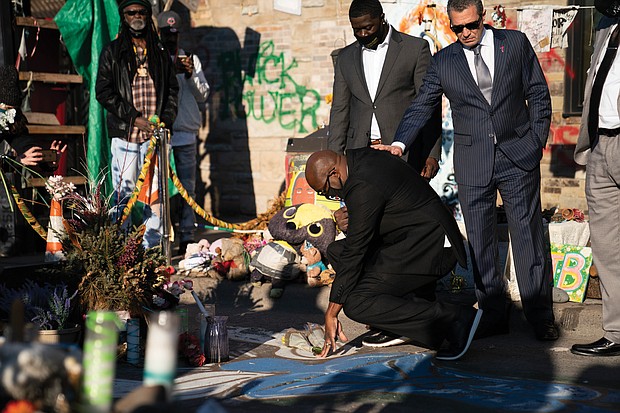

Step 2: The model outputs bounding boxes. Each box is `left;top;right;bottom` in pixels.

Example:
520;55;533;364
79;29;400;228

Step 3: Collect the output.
45;175;76;201
0;106;16;132
51;174;171;316
151;279;193;310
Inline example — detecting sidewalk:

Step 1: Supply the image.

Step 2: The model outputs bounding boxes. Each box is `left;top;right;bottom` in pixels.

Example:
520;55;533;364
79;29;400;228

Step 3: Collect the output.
111;269;620;412
3;233;618;412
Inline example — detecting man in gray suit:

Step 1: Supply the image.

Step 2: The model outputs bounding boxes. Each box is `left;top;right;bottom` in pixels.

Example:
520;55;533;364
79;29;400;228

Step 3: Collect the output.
377;0;558;341
572;0;620;357
328;0;441;178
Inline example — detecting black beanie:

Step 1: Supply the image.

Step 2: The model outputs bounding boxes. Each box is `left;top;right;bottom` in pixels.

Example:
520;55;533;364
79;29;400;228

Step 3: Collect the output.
118;0;152;12
0;65;22;107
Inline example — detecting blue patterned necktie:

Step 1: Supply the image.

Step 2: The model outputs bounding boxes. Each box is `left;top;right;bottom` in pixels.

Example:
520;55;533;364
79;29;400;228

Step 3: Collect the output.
473;44;493;104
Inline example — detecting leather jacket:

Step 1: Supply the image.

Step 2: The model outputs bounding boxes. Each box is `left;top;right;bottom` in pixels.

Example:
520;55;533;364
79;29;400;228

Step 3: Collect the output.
96;37;178;139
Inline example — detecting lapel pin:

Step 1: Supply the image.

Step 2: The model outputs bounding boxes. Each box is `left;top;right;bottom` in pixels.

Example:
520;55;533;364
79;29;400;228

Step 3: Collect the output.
500;45;505;53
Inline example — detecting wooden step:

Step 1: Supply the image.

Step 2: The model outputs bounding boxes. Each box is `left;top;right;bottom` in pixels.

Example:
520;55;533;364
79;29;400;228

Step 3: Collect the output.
28;176;87;188
19;71;83;84
27;125;85;135
15;16;58;30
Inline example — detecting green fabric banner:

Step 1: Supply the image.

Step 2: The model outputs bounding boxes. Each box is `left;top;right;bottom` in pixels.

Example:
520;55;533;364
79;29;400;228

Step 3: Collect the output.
55;0;119;191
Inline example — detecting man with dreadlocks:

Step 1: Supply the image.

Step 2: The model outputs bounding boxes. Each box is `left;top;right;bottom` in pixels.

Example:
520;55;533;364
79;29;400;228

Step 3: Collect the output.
96;0;178;248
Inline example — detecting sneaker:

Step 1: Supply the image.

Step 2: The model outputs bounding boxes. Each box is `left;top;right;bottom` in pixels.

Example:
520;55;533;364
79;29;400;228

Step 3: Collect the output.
362;331;410;348
436;308;483;361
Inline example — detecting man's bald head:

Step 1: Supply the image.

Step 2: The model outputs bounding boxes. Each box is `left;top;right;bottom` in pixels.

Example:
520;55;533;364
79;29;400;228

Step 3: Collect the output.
306;150;341;193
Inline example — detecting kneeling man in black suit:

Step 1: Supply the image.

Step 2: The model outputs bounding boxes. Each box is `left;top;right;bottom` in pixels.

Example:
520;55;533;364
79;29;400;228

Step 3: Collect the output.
306;148;482;360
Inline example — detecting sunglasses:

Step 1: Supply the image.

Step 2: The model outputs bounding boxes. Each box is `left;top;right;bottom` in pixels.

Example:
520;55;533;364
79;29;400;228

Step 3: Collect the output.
124;9;149;16
450;16;482;34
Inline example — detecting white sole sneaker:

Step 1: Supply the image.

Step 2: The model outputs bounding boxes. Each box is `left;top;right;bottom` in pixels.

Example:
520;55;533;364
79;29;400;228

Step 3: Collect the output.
362;334;411;348
435;309;483;361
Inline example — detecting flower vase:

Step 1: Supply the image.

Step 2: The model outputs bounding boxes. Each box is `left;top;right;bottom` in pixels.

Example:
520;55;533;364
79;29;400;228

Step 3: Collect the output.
45;198;64;262
37;325;81;344
204;316;229;363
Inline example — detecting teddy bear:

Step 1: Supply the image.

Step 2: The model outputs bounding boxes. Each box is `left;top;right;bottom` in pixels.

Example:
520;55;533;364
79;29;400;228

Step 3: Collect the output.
206;237;250;281
300;240;335;287
250;203;337;298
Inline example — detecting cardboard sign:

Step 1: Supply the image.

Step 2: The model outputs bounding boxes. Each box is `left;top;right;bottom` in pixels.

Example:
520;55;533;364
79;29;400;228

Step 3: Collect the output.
550;243;592;303
284;154;340;210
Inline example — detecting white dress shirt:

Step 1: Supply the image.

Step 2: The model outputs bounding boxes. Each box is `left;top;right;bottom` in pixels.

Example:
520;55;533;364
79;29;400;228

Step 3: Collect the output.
362;24;392;143
595;23;620;129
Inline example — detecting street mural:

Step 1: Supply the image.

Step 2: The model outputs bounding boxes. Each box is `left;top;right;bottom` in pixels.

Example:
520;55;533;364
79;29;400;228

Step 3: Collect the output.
114;349;619;412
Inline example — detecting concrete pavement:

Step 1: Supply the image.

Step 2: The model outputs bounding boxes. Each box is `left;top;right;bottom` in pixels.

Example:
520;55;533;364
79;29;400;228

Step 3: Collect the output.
113;270;620;412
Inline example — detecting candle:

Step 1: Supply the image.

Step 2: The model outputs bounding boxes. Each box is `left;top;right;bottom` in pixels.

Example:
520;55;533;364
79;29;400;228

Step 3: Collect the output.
81;311;119;413
143;311;179;398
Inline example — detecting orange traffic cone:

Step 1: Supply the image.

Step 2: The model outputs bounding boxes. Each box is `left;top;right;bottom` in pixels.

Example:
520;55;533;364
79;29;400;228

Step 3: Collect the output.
45;198;64;262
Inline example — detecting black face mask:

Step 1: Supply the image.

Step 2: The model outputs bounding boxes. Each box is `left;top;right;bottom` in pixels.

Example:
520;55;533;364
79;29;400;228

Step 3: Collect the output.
356;20;387;49
325;176;344;200
596;0;620;18
161;35;177;55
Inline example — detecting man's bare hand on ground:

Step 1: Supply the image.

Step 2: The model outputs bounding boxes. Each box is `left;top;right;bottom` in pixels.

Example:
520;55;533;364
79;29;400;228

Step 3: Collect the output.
318;302;348;358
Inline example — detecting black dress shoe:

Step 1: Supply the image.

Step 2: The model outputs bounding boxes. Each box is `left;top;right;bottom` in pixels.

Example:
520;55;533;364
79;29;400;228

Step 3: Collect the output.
436;307;483;361
474;302;511;340
534;320;559;341
362;331;410;348
571;337;620;357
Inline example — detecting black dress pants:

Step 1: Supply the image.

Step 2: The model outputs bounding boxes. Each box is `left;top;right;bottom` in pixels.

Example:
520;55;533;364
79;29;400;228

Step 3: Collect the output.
327;240;460;349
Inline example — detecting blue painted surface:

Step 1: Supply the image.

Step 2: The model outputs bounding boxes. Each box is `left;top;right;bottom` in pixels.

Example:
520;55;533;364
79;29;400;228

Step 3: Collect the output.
221;353;619;412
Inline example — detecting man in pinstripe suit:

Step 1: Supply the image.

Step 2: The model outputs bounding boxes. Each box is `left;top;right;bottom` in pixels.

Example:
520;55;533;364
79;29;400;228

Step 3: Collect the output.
376;0;558;341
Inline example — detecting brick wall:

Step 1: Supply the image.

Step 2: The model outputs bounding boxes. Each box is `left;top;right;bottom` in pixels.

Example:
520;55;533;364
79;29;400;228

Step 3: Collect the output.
177;0;589;218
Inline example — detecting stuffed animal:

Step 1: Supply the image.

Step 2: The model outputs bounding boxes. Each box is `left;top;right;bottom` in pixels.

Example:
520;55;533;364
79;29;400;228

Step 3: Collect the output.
207;237;250;281
300;240;335;287
251;203;337;298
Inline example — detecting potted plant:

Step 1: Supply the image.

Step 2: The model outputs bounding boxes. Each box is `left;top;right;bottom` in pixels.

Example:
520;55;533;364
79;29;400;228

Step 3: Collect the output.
53;174;170;316
0;280;81;344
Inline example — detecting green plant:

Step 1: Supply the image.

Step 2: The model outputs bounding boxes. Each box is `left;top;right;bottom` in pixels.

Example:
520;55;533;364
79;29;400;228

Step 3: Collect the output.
31;285;78;330
0;281;78;330
57;173;168;316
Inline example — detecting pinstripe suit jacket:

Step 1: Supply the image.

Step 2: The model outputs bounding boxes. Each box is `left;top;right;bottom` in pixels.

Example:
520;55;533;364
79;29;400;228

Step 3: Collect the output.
575;18;620;166
394;27;551;187
328;27;441;168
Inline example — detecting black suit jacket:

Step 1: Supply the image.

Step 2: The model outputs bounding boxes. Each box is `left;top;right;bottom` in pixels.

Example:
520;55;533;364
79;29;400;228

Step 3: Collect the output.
330;148;467;304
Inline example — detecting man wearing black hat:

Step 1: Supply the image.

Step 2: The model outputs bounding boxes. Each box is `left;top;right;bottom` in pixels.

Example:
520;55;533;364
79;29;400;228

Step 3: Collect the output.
96;0;178;248
157;10;209;256
572;0;620;357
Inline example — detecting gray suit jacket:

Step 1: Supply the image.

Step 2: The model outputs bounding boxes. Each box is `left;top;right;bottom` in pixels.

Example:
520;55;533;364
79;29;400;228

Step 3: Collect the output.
394;27;551;187
575;18;620;166
327;27;441;167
